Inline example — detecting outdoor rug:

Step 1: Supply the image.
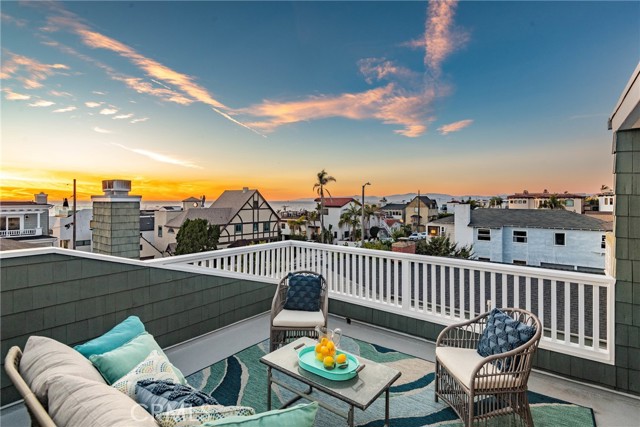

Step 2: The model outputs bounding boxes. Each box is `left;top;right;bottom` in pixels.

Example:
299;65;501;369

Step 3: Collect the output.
186;337;595;427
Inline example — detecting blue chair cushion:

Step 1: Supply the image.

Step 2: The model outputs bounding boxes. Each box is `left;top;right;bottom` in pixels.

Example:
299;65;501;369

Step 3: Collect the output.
74;315;145;358
477;308;536;369
283;274;323;312
135;379;218;415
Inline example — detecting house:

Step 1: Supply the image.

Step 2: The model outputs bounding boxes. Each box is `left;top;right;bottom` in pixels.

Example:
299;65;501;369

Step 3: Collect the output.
452;204;610;272
162;188;280;252
380;203;406;222
597;186;615;212
404;195;438;232
50;208;93;252
425;214;455;240
507;189;585;213
0;192;56;247
139;210;164;260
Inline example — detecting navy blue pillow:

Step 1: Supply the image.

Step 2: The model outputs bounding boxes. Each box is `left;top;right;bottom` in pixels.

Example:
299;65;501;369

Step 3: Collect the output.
135;379;218;415
477;308;536;369
283;273;323;312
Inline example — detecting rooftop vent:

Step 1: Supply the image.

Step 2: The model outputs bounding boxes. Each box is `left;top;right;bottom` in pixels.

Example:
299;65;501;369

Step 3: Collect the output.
34;192;48;204
102;180;132;196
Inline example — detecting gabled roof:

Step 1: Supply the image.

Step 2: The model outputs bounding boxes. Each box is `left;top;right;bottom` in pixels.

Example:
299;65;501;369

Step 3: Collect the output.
165;207;233;228
468;209;610;231
409;196;438;209
314;197;355;208
211;189;257;209
381;203;407;210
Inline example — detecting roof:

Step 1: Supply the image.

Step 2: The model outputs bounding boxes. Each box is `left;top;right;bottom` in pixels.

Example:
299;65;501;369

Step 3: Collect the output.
182;197;201;203
430;215;455;224
468;209;610;231
165;207;233;228
314;197;355;208
409;195;438;209
211;189;256;209
0;201;52;207
0;239;52;250
507;192;585;199
385;219;402;226
381;203;407;210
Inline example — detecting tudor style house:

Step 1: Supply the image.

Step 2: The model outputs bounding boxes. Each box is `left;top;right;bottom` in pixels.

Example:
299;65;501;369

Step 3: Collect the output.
159;188;279;253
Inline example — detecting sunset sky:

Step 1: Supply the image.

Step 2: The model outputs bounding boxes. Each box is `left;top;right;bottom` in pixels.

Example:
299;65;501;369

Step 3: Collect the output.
1;1;638;202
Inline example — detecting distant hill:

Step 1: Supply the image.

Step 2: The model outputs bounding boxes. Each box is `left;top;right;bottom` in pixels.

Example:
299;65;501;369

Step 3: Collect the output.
275;193;508;208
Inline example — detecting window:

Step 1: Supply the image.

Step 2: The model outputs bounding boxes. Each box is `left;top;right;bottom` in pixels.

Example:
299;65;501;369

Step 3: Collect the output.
235;224;242;234
604;198;609;205
609;197;614;204
513;230;527;243
281;222;287;228
157;226;163;237
554;233;566;246
76;240;91;246
565;199;574;207
477;228;491;241
253;200;259;209
428;226;439;236
601;235;606;249
321;209;329;215
140;244;143;250
168;228;174;234
7;217;20;230
263;222;270;232
253;223;258;232
60;240;70;249
513;260;527;266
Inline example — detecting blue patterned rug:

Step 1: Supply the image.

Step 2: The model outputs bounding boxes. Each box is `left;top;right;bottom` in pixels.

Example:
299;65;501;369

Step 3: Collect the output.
186;337;595;427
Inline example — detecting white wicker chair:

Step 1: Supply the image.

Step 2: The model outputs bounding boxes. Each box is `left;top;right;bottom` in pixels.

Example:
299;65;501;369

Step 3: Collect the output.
435;308;542;426
269;271;328;351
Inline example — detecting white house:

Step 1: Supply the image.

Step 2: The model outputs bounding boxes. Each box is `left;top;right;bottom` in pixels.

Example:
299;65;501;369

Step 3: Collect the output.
0;193;56;247
597;186;615;212
50;208;93;251
314;197;360;242
452;204;610;273
507;190;585;213
426;215;455;240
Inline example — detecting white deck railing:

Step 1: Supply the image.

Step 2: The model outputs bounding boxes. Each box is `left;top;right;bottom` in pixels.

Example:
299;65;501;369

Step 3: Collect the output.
0;229;37;237
149;240;616;364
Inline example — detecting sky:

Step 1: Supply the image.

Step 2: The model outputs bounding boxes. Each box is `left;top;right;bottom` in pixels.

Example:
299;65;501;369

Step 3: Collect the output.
1;1;638;202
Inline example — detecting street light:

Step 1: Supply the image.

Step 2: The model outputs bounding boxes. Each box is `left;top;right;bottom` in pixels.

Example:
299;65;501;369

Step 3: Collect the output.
361;182;370;247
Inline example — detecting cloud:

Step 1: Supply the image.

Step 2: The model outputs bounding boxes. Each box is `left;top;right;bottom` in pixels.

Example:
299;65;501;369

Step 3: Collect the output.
438;119;473;135
1;13;27;27
0;51;69;89
92;90;106;95
113;113;133;120
99;108;118;115
358;58;417;84
112;143;203;169
131;117;149;124
421;0;468;77
28;99;55;107
93;126;111;134
52;106;77;113
85;101;102;108
49;89;72;97
3;88;31;101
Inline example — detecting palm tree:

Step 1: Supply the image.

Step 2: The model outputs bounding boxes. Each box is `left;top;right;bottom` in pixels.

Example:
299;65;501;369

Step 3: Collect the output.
362;203;379;238
489;196;503;208
339;204;360;241
539;194;566;210
313;169;336;243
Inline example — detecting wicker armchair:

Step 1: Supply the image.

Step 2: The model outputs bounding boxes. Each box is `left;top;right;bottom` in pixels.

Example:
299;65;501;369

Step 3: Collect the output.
435;308;542;427
270;271;328;351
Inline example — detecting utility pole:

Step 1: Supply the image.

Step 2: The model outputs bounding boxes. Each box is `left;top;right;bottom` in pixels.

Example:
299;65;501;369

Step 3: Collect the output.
361;182;370;247
72;178;77;250
416;190;421;233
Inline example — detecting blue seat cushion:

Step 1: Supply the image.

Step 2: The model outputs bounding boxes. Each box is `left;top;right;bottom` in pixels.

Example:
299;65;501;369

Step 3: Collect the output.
74;315;145;358
136;379;219;415
283;274;322;312
477;308;536;369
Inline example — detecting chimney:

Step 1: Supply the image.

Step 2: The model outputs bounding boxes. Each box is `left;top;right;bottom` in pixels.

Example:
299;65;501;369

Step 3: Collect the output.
242;187;249;193
454;203;473;247
34;192;48;204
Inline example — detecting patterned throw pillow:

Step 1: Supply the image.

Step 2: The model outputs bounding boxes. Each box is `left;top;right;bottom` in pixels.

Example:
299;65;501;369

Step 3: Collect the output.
477;308;536;369
283;273;323;312
155;405;255;427
136;379;219;416
111;350;183;399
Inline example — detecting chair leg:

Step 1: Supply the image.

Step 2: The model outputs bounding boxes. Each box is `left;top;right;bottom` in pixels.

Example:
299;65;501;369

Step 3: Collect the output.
434;360;439;402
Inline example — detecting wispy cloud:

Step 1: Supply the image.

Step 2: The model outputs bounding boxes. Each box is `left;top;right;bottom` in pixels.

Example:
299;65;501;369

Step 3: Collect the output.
3;88;31;101
28;99;55;107
113;113;133;120
112;143;203;169
49;89;72;97
131;117;148;124
92;90;106;95
0;51;70;89
52;106;77;113
438;119;473;135
85;101;102;108
358;58;418;84
93;126;111;134
99;108;118;115
1;13;27;27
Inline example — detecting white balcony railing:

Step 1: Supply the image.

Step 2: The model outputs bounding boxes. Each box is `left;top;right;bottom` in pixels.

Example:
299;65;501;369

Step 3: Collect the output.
0;229;38;237
149;240;616;364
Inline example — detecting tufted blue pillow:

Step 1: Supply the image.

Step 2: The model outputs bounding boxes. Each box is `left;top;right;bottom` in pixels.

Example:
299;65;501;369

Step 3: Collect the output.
283;274;323;312
136;379;219;415
477;308;535;369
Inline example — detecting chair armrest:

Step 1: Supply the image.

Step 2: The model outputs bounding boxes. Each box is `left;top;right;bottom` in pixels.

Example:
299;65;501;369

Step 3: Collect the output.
436;312;491;349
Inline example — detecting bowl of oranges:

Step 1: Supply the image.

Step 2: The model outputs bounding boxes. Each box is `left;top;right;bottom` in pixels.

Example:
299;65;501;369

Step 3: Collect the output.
298;338;360;381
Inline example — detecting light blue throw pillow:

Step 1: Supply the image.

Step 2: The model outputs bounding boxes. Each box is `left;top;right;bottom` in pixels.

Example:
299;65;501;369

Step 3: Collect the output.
201;402;318;427
89;332;186;385
74;315;145;358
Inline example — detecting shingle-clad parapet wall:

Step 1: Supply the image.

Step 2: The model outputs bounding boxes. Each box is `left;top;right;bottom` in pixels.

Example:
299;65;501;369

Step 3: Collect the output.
0;252;275;406
613;128;640;395
92;201;141;259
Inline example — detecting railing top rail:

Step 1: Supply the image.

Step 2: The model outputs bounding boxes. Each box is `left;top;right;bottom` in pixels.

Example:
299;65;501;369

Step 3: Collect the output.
146;240;293;265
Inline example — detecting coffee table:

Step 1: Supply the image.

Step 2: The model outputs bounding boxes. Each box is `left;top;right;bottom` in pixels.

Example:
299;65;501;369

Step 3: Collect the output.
260;337;401;426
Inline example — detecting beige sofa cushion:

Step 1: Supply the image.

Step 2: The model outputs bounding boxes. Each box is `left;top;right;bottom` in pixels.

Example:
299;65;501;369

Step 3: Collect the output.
47;374;157;427
272;309;324;327
436;347;520;390
19;336;106;406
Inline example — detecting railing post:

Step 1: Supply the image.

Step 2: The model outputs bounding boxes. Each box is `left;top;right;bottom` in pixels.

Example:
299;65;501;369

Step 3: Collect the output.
401;259;411;310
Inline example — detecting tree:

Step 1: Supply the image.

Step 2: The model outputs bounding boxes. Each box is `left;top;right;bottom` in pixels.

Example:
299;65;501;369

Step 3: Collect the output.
175;219;220;255
416;236;473;259
339;204;360;241
489;196;503;208
362;203;379;239
538;194;565;210
287;216;306;236
313;169;336;243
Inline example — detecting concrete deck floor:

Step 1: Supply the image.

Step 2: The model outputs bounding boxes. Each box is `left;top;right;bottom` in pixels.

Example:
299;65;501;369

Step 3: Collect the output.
2;313;639;426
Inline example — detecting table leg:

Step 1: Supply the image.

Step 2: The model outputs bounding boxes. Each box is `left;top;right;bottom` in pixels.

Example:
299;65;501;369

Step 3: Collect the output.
347;405;354;427
385;388;390;426
267;367;272;411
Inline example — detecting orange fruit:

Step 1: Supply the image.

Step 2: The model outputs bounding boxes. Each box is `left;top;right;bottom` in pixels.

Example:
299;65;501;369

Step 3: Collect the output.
315;343;323;353
323;356;335;369
320;337;328;344
336;353;347;364
320;345;329;356
326;341;335;351
316;352;324;361
329;348;336;357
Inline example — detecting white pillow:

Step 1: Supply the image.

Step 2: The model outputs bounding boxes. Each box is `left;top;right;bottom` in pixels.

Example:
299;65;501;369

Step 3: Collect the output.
19;336;105;406
111;350;183;399
155;405;256;427
47;374;157;427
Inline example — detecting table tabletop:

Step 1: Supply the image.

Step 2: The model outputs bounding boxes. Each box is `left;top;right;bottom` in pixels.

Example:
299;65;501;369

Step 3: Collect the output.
260;337;401;410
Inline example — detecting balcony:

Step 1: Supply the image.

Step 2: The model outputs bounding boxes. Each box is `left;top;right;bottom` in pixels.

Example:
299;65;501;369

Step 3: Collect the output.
0;229;39;238
0;242;636;425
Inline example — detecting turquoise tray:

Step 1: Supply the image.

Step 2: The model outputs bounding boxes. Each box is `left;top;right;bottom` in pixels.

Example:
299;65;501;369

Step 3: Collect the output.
297;346;361;381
